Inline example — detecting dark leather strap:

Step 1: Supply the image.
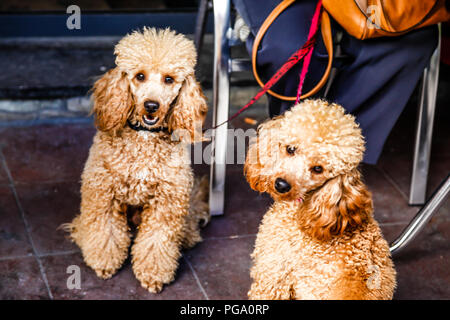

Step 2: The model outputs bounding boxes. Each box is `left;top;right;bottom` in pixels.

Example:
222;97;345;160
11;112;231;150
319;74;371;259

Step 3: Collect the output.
127;120;169;133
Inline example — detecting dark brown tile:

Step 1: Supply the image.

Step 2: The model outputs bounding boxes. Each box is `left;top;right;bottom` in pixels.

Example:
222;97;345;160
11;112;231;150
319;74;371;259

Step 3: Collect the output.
0;160;8;185
42;253;205;300
377;90;450;200
16;182;80;255
0;124;95;183
394;251;450;300
361;164;420;224
378;222;406;245
378;150;449;202
202;166;271;239
394;229;450;299
425;154;450;198
377;151;412;198
0;257;49;299
185;236;255;300
380;199;450;300
0;185;32;257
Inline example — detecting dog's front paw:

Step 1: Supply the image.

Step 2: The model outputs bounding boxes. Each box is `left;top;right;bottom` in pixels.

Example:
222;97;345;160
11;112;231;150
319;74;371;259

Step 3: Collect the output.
83;251;125;280
138;277;164;293
132;234;180;293
132;255;176;293
133;265;172;293
93;267;117;280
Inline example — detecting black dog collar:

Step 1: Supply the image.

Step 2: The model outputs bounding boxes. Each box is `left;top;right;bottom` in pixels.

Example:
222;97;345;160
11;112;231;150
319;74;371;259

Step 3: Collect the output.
127;119;169;134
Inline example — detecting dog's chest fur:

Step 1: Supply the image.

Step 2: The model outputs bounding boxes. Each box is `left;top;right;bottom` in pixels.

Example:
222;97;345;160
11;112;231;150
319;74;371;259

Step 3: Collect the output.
85;130;192;205
253;202;378;299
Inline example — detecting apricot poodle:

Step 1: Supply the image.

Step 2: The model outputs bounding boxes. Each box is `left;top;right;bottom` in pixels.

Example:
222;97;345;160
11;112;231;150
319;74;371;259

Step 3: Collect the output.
244;100;396;300
64;28;209;293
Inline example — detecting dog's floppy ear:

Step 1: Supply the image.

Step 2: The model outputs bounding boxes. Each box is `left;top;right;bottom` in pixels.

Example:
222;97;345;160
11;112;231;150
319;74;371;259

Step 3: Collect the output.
245;116;284;193
300;169;372;241
92;67;133;135
167;74;208;142
244;136;265;193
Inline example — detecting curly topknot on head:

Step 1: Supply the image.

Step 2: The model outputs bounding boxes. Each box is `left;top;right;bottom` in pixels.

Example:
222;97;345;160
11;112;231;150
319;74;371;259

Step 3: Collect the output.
281;99;365;173
114;27;197;76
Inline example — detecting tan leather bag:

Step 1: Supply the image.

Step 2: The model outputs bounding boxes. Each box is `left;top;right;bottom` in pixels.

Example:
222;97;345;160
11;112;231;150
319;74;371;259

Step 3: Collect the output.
322;0;450;40
252;0;449;101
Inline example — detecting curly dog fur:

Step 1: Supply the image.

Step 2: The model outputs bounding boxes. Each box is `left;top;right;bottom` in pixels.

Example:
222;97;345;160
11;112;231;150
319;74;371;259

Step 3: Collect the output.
63;28;209;293
244;100;396;300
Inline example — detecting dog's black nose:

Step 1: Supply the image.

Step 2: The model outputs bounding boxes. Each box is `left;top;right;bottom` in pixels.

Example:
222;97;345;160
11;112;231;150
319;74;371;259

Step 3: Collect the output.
275;178;291;193
144;100;159;113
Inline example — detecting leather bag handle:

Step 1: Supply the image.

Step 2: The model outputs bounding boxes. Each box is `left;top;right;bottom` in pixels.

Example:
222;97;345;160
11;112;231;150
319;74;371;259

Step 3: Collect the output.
251;0;333;101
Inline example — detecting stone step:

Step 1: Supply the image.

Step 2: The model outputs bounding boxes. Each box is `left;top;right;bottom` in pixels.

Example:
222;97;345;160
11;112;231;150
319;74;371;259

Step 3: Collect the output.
0;34;254;99
0;86;269;126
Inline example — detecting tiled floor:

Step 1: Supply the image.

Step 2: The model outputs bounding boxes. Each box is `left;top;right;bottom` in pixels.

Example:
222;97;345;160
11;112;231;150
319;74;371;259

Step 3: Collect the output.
0;85;448;300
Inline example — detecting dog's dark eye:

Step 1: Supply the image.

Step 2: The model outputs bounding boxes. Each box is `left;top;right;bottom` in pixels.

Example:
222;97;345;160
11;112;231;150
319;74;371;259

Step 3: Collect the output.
164;76;174;84
286;145;297;155
136;73;145;81
311;166;323;174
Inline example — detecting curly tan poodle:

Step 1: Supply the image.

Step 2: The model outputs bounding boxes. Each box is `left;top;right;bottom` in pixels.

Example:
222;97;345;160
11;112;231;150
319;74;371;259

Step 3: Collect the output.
64;28;209;293
244;100;396;300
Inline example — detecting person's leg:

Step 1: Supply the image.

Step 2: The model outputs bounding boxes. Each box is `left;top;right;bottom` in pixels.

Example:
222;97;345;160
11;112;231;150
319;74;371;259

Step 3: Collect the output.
327;26;439;164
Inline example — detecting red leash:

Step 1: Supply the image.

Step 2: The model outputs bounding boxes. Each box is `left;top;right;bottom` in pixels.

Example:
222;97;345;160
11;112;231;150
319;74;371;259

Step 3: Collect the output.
209;0;323;131
296;0;322;103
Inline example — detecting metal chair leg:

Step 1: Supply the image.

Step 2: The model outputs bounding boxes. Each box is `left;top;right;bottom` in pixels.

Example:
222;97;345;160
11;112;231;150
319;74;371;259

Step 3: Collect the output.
409;26;441;205
391;174;450;255
194;0;211;54
209;0;230;216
